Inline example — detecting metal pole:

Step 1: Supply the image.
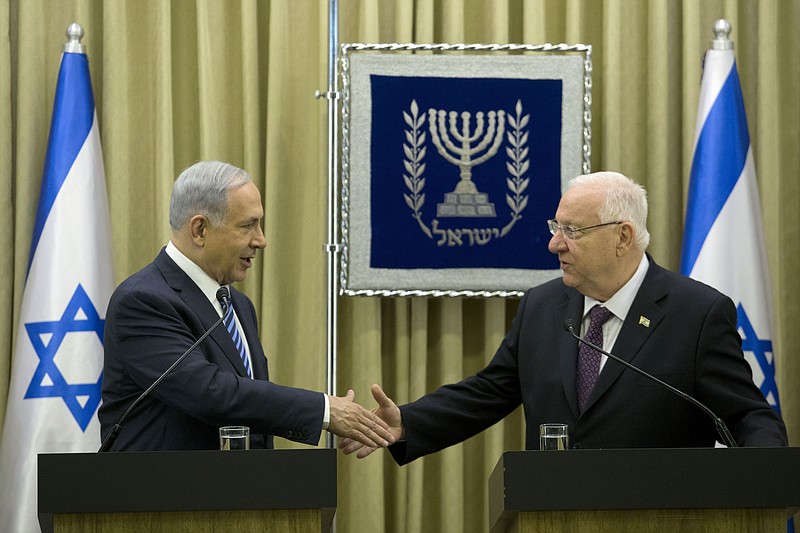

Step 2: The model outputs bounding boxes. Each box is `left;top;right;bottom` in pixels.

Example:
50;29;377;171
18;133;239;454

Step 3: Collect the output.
317;6;340;529
320;0;340;451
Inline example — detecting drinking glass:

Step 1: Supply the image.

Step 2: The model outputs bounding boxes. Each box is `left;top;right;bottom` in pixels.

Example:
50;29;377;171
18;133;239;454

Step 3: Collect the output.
219;425;250;450
539;423;568;450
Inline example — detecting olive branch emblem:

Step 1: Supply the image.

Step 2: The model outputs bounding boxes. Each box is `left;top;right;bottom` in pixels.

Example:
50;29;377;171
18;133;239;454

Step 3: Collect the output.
402;99;530;245
402;100;432;238
501;99;529;236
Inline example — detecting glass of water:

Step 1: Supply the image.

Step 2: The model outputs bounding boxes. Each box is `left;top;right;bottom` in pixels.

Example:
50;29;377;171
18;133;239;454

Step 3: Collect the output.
219;425;250;450
539;423;568;450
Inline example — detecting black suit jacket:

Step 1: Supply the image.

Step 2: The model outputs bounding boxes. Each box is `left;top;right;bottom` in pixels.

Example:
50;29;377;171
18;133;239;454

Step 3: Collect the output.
99;249;324;451
390;256;787;464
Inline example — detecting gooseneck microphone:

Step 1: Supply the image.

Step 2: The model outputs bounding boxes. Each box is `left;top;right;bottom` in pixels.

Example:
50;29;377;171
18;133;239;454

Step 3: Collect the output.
98;287;230;452
562;319;738;448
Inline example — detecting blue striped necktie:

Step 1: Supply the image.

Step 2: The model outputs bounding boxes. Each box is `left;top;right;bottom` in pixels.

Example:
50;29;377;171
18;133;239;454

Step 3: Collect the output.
217;286;252;378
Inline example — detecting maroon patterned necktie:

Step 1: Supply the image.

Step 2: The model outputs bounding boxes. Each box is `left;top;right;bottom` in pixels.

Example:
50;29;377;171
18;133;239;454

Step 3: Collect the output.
576;305;613;413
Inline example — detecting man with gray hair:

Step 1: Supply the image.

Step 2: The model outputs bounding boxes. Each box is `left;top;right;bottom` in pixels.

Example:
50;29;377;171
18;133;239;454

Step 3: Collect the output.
100;160;394;451
341;171;787;462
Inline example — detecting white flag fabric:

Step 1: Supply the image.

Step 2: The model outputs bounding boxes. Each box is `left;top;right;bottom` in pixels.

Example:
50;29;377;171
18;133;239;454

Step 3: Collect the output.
0;48;114;531
680;38;782;413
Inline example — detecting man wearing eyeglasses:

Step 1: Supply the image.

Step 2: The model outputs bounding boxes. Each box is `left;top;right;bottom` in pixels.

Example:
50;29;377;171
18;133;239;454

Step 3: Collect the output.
341;171;787;462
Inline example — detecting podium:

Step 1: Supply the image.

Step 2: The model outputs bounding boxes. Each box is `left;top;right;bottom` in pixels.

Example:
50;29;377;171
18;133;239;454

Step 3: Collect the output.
489;447;800;533
38;448;336;533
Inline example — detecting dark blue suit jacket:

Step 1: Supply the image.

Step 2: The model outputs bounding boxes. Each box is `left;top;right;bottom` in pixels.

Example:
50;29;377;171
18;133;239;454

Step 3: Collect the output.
390;256;787;464
99;249;324;451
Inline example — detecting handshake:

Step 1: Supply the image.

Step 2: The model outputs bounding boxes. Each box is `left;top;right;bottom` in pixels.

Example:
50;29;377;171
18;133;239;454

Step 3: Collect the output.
327;384;402;458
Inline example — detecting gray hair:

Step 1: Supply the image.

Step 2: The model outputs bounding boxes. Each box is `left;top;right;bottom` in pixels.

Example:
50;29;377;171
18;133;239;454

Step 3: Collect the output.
567;171;651;251
169;160;252;230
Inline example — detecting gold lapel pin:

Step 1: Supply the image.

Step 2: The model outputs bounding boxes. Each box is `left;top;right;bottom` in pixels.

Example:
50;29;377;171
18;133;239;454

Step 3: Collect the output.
638;316;651;328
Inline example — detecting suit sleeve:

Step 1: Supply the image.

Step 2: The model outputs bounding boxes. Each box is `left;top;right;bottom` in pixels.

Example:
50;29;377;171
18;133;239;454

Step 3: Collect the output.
104;284;324;445
389;294;529;465
694;293;787;446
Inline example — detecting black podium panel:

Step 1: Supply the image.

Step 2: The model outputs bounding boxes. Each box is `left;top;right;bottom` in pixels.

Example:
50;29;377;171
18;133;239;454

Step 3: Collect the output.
490;447;800;531
39;448;336;533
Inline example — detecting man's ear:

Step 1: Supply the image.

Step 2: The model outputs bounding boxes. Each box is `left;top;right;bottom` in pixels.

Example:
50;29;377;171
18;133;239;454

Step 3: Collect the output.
617;222;634;256
189;215;209;246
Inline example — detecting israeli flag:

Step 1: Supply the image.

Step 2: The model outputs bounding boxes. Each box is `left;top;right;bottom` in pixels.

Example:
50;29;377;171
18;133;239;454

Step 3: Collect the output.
680;29;782;414
0;32;114;532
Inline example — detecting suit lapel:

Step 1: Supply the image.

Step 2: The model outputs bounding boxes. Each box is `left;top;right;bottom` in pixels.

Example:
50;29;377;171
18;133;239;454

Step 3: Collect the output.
154;250;252;379
585;258;667;409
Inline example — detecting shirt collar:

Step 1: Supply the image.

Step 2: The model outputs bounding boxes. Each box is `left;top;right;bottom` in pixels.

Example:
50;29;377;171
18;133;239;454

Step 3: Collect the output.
583;253;649;321
165;241;226;315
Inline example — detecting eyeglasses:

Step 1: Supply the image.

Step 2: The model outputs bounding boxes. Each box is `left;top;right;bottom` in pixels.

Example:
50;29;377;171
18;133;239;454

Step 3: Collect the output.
547;219;623;240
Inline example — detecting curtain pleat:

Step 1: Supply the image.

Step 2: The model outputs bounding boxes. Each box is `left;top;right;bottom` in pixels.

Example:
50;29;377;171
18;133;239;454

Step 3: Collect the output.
0;0;12;423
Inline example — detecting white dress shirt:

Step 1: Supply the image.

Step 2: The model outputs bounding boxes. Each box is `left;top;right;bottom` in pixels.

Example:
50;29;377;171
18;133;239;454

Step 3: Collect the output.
581;254;650;372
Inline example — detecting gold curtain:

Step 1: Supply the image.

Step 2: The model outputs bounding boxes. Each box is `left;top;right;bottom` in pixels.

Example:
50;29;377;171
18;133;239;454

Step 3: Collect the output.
1;1;798;532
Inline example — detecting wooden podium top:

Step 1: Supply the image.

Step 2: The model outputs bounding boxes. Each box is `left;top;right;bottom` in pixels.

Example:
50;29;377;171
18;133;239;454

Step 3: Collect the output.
38;448;336;532
489;447;800;531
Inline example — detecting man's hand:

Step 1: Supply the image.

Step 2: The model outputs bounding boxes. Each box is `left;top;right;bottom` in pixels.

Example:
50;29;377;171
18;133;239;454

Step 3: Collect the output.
339;384;403;459
327;388;396;449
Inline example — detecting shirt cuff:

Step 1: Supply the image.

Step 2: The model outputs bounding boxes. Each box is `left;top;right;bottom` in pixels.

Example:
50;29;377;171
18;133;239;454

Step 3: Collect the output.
322;394;330;430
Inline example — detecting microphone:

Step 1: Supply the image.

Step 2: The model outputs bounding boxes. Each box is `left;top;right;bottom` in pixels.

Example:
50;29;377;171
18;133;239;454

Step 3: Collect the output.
562;319;738;448
98;287;230;452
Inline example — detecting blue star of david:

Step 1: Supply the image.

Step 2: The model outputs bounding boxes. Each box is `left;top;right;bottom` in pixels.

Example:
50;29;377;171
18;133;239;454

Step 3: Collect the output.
24;284;104;431
737;303;781;413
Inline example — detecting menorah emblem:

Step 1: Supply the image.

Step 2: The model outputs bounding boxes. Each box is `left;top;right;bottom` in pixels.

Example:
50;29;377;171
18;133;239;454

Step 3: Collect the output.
428;107;506;217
